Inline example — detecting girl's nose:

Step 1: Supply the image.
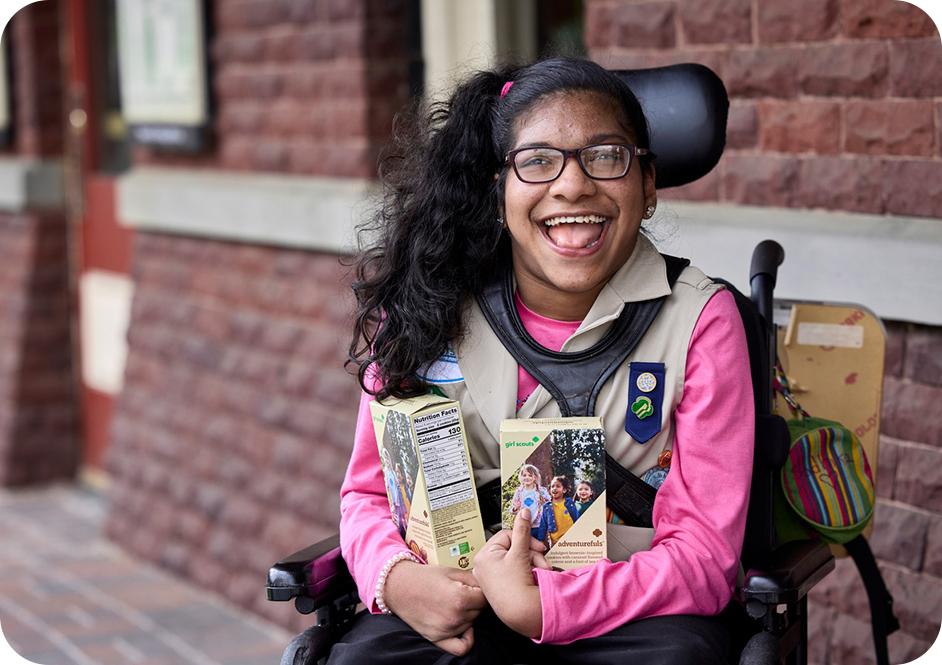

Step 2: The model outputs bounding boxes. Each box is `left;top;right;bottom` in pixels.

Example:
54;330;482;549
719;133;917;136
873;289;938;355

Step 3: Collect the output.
549;156;597;199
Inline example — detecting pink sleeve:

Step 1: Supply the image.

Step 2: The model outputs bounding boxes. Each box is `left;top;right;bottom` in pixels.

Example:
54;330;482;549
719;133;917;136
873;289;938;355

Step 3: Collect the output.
339;382;419;613
532;288;755;644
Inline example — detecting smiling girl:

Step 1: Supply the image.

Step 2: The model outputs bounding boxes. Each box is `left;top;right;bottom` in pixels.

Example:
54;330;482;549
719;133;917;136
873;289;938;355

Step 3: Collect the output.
333;57;753;664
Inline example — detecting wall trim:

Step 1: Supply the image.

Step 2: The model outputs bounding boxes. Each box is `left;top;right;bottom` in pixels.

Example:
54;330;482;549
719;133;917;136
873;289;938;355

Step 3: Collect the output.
0;157;65;211
657;200;942;326
117;167;379;254
116;168;942;326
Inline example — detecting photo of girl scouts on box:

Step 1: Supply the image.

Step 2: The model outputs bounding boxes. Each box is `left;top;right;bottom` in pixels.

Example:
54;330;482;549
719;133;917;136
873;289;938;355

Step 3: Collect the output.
503;430;604;552
334;57;753;664
378;410;418;540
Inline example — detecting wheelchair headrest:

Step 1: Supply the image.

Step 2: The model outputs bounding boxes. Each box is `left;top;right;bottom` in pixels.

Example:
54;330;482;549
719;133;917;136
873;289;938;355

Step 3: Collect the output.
615;63;729;189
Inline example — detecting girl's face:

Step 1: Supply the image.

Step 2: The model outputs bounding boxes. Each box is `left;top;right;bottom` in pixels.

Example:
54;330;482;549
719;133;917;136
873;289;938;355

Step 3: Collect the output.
576;483;593;501
503;91;656;320
520;468;536;488
549;478;566;499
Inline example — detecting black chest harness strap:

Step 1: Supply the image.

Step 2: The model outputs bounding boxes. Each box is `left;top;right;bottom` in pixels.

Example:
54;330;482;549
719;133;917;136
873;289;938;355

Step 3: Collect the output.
472;255;690;529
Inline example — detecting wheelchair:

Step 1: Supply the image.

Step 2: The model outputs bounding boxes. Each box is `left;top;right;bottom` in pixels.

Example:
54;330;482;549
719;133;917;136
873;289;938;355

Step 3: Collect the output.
265;64;838;665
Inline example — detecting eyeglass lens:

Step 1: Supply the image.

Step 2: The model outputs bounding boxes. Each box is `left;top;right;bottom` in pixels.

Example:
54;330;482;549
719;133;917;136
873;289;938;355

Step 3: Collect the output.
513;145;631;183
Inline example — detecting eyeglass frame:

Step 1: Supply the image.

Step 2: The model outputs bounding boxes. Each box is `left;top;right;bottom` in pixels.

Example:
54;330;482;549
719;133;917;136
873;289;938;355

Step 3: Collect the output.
503;143;652;184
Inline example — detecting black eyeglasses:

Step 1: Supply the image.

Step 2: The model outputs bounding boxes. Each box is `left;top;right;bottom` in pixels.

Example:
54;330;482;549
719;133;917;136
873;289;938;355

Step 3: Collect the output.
505;143;650;184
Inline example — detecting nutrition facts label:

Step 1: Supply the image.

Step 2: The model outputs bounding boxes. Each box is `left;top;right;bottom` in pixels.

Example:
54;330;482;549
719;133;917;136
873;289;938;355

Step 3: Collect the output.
414;407;474;511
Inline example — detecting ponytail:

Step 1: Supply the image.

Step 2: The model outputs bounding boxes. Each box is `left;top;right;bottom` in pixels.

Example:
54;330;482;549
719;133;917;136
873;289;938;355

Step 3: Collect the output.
348;57;651;401
348;68;514;401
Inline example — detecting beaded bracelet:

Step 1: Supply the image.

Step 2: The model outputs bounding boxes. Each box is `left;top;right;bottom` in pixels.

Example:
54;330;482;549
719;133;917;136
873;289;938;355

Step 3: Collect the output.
374;551;421;615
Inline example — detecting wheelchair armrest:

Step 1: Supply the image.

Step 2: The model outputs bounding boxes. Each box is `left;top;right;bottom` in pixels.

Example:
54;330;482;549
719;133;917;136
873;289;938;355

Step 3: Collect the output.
266;534;358;613
741;539;835;606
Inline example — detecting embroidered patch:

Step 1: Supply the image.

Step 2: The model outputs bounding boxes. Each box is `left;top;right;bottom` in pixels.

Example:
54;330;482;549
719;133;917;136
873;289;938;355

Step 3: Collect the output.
641;464;669;490
416;348;464;384
625;362;665;443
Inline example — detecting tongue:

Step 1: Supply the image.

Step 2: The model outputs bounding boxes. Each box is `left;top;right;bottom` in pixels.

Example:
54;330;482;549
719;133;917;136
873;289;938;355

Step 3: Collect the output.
547;223;603;249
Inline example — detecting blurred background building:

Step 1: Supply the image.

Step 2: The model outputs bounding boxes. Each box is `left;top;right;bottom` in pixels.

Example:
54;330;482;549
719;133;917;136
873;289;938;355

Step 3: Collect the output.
0;0;939;663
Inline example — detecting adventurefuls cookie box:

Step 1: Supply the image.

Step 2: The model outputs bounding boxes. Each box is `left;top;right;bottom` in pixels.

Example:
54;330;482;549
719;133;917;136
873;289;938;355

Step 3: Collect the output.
500;417;607;570
370;394;486;569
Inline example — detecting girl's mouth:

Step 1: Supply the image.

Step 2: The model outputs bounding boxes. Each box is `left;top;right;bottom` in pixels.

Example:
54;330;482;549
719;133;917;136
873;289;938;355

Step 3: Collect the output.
541;214;610;252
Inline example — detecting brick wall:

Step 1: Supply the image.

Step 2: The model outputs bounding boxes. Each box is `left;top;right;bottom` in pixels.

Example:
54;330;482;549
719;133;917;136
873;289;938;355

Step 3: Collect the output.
103;0;411;629
587;0;942;218
0;2;76;486
5;1;65;158
104;234;360;630
132;0;411;178
0;212;77;486
586;1;942;662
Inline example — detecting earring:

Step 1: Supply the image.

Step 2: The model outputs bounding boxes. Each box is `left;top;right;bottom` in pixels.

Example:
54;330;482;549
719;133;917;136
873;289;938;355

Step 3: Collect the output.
497;216;505;227
643;205;656;219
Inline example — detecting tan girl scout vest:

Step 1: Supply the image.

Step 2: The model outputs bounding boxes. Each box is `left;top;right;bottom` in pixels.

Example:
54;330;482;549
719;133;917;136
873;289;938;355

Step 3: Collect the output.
419;236;722;561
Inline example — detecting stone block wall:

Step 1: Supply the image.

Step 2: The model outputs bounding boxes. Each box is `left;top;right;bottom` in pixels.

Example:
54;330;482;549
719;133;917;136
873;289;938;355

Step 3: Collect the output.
0;1;76;486
104;234;359;631
103;0;411;630
132;0;410;178
587;0;942;218
0;212;77;486
586;2;942;662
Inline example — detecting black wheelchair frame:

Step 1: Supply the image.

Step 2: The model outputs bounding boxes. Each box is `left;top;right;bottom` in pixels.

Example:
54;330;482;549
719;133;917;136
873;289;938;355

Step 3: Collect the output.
265;64;837;665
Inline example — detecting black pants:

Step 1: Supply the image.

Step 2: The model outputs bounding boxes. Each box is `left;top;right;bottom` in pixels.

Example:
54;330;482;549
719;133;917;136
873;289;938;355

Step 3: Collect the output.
326;607;732;665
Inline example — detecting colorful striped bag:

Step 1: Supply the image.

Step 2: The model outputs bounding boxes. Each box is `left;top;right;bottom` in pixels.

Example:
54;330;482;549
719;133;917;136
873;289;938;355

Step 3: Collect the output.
776;416;876;544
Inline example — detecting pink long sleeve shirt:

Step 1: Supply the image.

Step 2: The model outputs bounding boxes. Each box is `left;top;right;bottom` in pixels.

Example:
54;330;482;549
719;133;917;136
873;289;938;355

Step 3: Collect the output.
338;288;753;644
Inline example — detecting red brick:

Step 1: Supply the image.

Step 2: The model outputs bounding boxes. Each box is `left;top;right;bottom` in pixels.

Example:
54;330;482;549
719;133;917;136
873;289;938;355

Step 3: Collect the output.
659;164;721;202
879;566;942;643
938;103;942;158
827;611;879;665
893;440;942;510
884;377;942;445
841;0;939;39
877;435;901;499
613;2;677;50
723;154;799;207
585;0;616;50
882;160;942;218
726;101;757;149
809;555;871;617
925;513;942;577
758;100;841;154
844;100;935;157
903;326;942;388
726;47;800;98
758;0;839;43
889;38;942;97
799;42;889;97
868;500;930;570
297;26;336;61
794;156;883;213
679;0;751;45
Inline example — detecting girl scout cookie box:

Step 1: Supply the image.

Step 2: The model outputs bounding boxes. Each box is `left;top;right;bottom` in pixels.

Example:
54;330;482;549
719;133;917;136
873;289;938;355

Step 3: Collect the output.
370;394;486;569
500;417;607;570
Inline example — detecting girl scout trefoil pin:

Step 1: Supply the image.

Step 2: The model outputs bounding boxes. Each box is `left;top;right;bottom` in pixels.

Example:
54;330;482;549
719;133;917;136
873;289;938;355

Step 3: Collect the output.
625;363;666;443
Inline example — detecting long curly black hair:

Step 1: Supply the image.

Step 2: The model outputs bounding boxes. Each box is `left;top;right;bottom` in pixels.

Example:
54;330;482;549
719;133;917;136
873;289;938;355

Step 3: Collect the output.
348;57;653;401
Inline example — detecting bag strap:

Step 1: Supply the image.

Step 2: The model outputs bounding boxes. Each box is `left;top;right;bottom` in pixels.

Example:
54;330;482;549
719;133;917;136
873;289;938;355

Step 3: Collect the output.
843;535;901;665
474;255;690;528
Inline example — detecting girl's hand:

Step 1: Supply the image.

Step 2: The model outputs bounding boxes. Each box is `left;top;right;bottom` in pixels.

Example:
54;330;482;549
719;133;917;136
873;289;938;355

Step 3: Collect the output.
472;509;547;638
383;561;486;656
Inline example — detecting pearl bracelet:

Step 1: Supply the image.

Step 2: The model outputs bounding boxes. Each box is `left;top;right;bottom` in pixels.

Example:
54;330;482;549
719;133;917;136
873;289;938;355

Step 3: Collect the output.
375;551;421;615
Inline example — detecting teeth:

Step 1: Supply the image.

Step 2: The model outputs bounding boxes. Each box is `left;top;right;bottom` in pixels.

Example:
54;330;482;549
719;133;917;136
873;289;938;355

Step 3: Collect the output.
543;214;608;227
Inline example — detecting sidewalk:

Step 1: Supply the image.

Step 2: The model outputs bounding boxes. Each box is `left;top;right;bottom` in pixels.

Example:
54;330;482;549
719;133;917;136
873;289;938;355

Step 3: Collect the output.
0;484;292;665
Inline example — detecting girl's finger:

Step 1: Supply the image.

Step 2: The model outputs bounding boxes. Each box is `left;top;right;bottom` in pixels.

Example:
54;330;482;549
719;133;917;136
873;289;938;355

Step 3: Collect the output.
530;551;552;570
529;537;546;553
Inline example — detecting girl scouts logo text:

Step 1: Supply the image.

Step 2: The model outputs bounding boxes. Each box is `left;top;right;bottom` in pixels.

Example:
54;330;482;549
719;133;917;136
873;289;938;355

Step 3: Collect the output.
631;396;655;420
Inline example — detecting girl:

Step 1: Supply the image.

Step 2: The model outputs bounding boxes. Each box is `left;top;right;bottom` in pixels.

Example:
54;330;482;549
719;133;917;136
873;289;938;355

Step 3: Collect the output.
573;479;594;518
334;57;753;664
535;475;578;546
510;463;551;519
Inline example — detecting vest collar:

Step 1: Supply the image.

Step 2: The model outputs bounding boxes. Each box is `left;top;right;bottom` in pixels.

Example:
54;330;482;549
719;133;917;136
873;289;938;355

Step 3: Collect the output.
458;235;671;438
